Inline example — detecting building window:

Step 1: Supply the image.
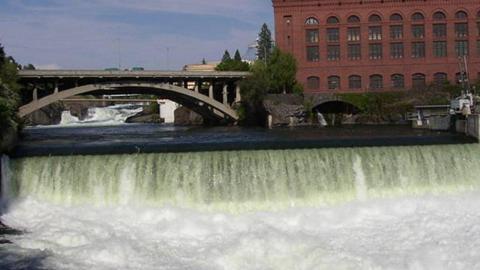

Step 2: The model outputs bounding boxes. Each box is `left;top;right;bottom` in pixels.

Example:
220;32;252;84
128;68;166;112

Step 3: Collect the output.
347;27;361;41
305;17;319;25
455;23;468;38
307;76;320;90
412;12;425;21
327;28;340;42
434;73;448;84
390;43;404;59
306;46;320;62
455;11;468;20
412;25;425;39
327;16;340;24
412;42;425;58
306;29;319;43
412;73;426;89
369;44;383;59
391;74;405;88
327;45;340;61
370;75;383;89
433;24;447;38
369;14;382;23
390;25;403;39
369;26;382;40
390;13;403;21
328;76;340;90
433;11;446;21
349;75;362;89
433;41;447;57
456;40;469;56
348;44;361;60
348;15;360;23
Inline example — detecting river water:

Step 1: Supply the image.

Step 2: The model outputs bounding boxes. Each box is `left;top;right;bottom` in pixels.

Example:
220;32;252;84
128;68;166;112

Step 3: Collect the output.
1;112;480;269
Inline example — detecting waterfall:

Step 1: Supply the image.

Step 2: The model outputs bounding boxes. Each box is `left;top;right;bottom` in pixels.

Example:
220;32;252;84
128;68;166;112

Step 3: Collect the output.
3;145;480;269
7;144;480;211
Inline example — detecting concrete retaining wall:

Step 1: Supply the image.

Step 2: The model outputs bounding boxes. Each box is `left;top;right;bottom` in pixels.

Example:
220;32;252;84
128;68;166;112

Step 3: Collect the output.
467;115;480;141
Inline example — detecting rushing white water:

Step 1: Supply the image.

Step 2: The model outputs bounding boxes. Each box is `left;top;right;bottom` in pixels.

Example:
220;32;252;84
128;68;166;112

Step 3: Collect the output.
59;104;143;126
2;144;480;269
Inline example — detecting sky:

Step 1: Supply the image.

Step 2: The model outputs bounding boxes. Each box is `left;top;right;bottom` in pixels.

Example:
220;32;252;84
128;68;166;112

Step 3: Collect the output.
0;0;274;70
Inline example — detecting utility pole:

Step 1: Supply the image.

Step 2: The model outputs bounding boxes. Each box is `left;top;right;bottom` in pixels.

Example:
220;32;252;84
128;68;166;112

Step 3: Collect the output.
116;38;122;70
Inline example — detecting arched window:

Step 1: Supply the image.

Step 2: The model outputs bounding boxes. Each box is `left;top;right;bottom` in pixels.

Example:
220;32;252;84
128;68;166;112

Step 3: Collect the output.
328;76;340;90
391;74;405;88
412;73;426;89
307;76;320;90
348;15;360;23
456;11;468;20
369;14;382;23
369;75;383;89
433;11;446;21
412;12;425;21
349;75;362;89
390;13;403;21
305;17;319;25
434;72;448;84
327;16;340;24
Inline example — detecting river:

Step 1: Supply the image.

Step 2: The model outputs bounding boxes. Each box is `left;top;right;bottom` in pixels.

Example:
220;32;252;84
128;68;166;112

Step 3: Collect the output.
1;108;480;269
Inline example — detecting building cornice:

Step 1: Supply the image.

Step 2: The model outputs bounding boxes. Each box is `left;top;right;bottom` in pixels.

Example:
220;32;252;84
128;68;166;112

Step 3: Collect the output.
272;0;480;10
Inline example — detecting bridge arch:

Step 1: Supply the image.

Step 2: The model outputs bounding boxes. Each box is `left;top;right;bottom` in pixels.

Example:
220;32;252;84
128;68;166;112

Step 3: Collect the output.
18;82;239;123
312;99;361;115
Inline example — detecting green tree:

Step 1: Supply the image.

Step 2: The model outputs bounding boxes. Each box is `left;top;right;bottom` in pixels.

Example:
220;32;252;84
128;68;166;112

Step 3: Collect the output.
240;61;270;103
221;50;231;62
23;63;36;70
267;48;300;94
0;43;20;151
257;23;273;62
234;50;242;61
216;49;249;72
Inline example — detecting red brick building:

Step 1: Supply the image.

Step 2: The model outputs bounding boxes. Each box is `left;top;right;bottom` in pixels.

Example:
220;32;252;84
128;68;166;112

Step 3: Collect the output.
272;0;480;93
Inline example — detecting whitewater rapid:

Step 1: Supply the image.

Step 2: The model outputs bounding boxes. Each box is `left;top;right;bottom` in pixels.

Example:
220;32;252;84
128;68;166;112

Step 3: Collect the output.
2;194;480;270
59;104;143;126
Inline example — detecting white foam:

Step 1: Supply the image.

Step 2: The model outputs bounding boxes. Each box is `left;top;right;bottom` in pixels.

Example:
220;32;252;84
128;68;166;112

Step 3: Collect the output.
58;104;143;127
2;194;480;270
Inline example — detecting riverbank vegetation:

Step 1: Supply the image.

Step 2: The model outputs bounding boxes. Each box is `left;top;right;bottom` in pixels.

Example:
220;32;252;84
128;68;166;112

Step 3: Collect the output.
336;81;480;123
0;43;21;153
218;24;302;125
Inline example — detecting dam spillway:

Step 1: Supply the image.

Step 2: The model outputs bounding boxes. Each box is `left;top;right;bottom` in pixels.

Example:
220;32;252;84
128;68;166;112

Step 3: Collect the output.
6;145;480;210
2;142;480;269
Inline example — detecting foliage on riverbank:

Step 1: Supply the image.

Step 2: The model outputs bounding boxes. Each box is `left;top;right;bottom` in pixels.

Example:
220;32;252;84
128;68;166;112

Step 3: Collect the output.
336;81;479;123
0;44;21;152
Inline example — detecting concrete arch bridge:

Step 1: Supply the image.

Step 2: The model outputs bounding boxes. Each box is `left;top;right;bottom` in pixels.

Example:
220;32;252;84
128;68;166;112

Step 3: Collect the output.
18;70;250;124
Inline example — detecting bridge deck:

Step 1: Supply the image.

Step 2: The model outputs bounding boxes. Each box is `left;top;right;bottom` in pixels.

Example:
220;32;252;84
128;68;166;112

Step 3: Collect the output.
18;70;250;79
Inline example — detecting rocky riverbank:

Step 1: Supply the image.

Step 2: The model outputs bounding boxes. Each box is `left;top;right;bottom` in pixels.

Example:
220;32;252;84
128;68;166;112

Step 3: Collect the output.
24;99;108;126
0;126;18;154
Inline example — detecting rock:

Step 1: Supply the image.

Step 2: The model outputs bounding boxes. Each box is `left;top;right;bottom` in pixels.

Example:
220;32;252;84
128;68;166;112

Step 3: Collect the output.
125;112;164;124
23;102;65;126
174;106;203;126
0;125;18;154
263;96;306;126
